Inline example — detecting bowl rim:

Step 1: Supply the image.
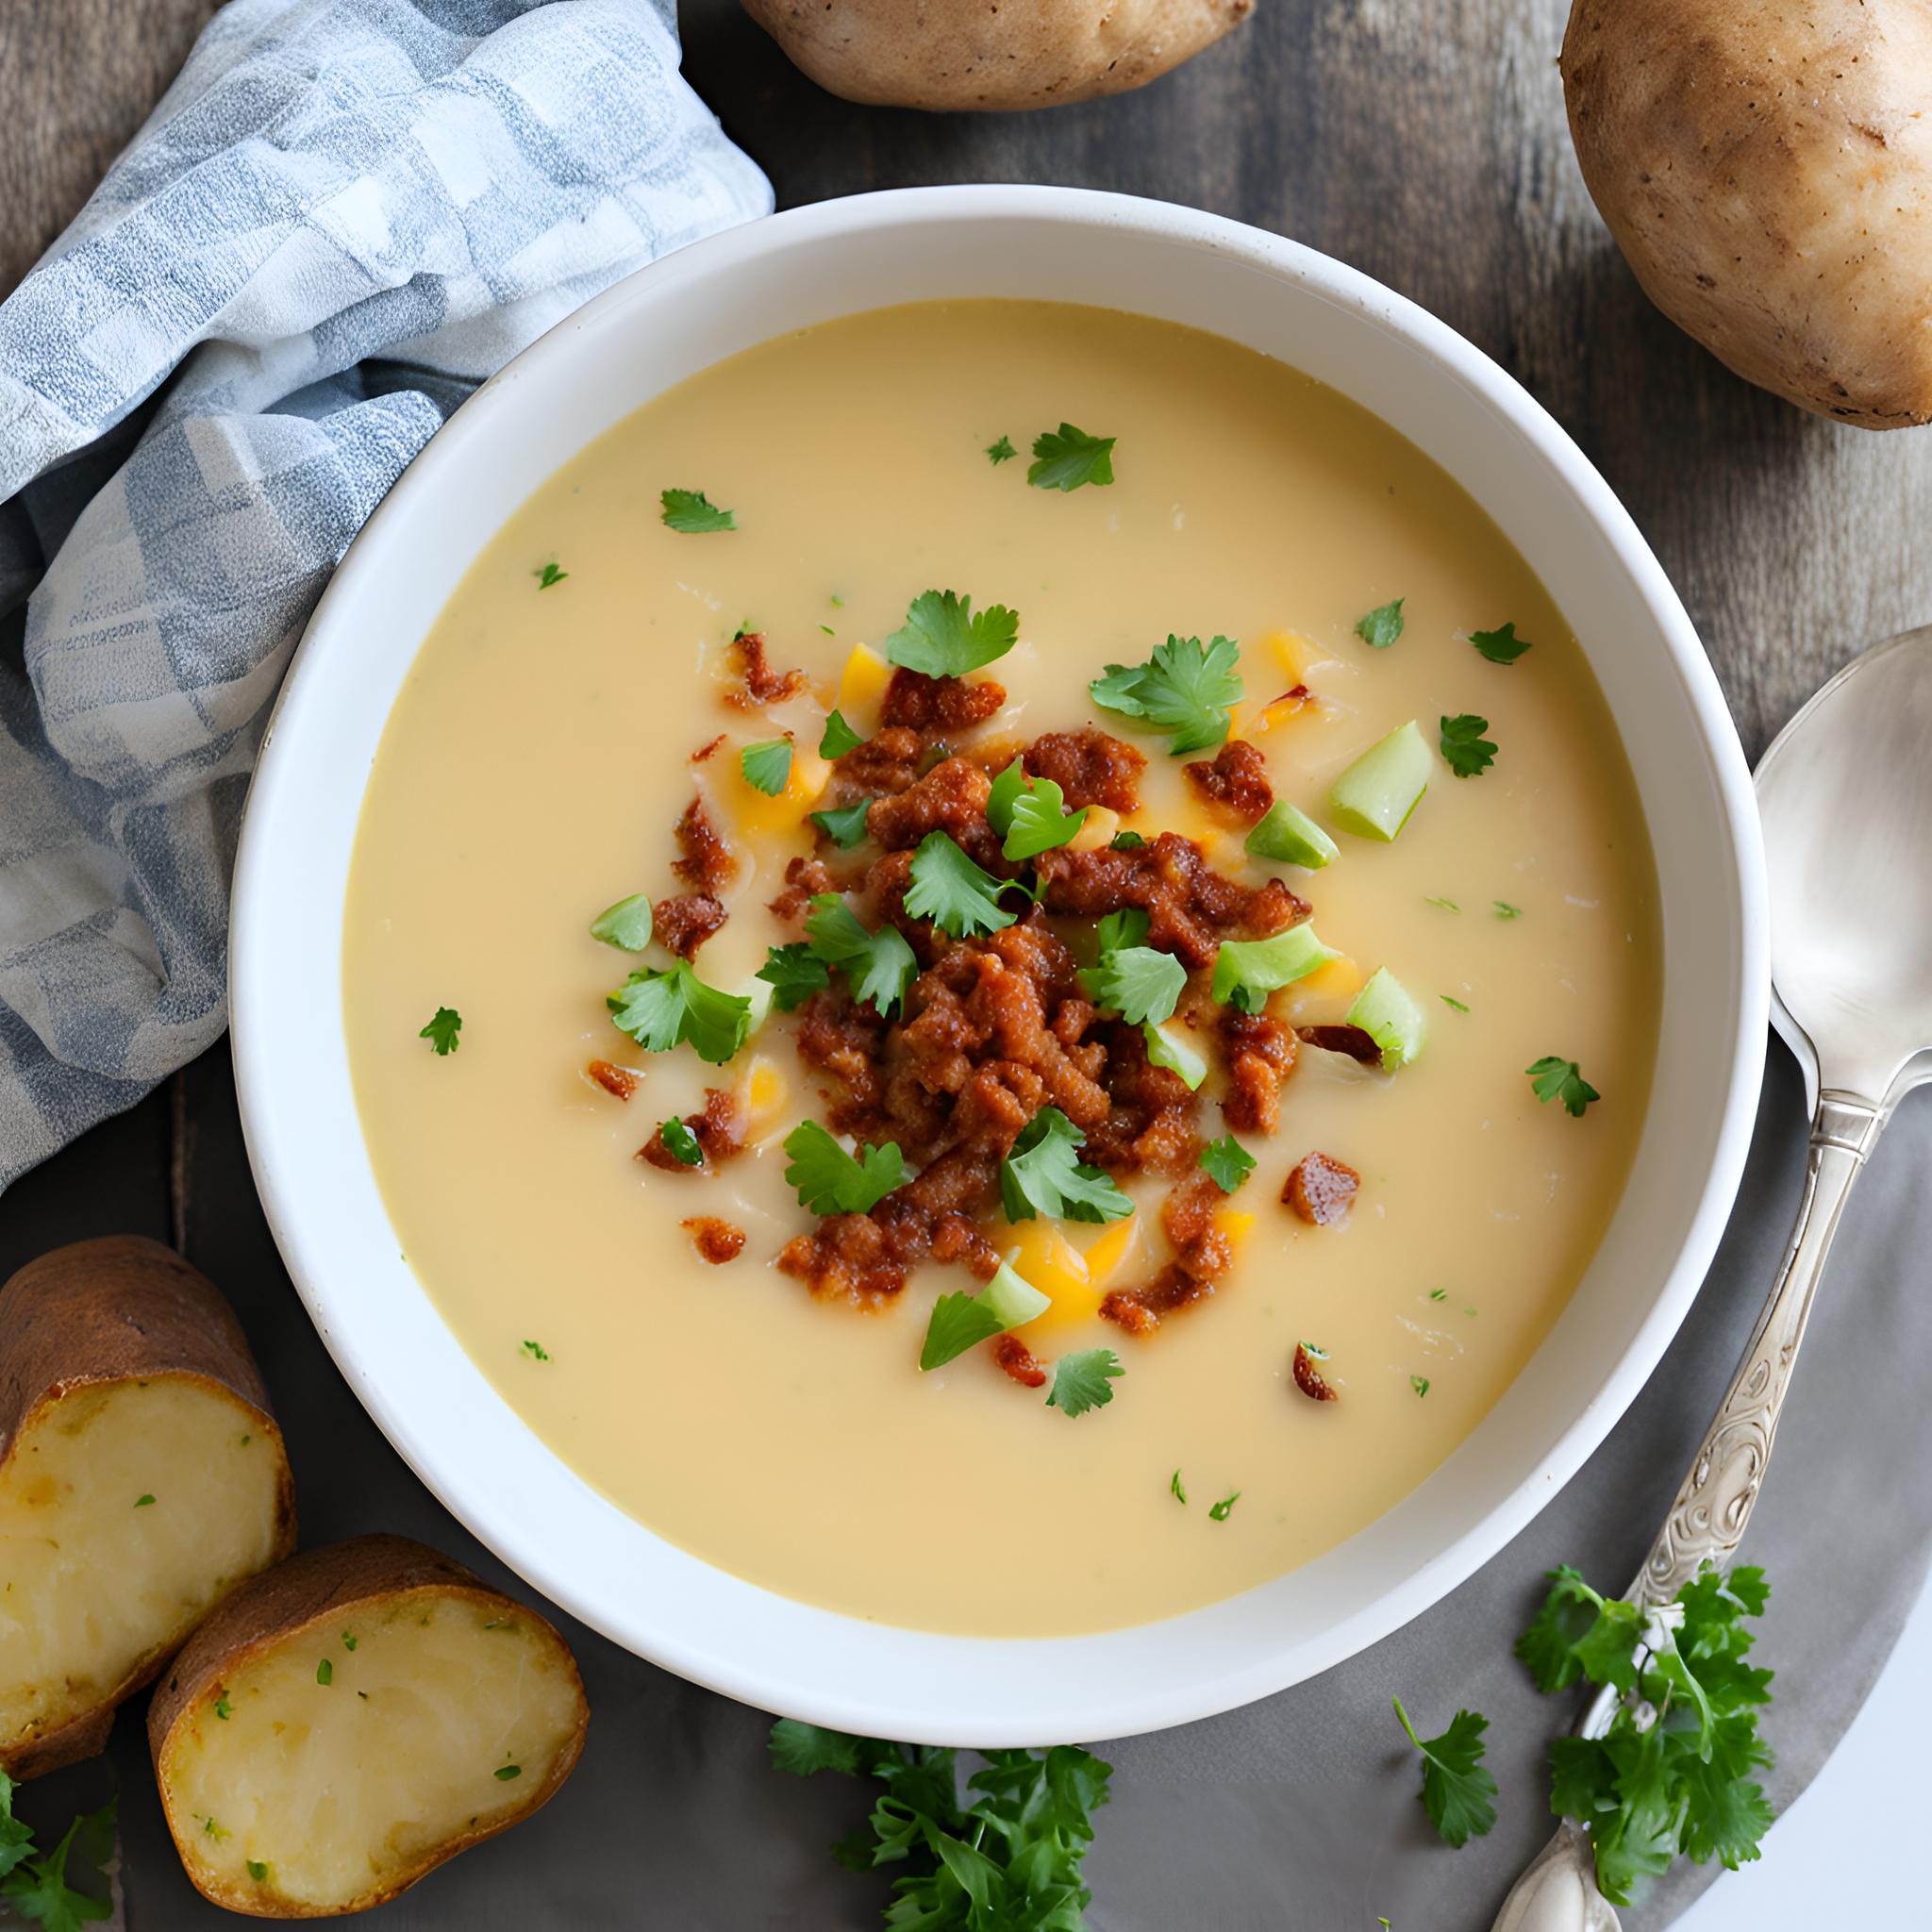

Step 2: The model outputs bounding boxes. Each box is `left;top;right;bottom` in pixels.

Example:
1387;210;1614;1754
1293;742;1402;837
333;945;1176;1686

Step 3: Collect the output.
231;183;1769;1743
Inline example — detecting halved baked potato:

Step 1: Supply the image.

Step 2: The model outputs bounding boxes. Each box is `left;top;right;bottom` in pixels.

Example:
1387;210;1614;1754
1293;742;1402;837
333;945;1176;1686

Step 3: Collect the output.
150;1535;589;1917
0;1237;295;1778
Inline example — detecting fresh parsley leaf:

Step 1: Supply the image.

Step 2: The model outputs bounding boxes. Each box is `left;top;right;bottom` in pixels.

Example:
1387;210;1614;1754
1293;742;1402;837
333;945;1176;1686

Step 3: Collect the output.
0;1774;33;1884
316;1658;333;1686
757;943;830;1011
659;488;735;533
783;1120;905;1216
1005;775;1087;860
768;1721;871;1777
809;798;874;849
1208;1490;1241;1522
0;1784;114;1932
919;1291;1006;1371
493;1764;522;1781
1094;907;1149;956
607;963;753;1065
819;708;865;758
1090;634;1243;757
535;560;567;589
1047;1348;1124;1416
1078;941;1185;1026
884;589;1020;677
590;892;654;951
134;1493;155;1507
804;894;918;1017
985;435;1016;465
1028;423;1117;491
741;738;793;796
1526;1055;1600;1117
1391;1698;1498;1849
520;1339;549;1360
1439;713;1497;778
1514;1565;1605;1693
1110;829;1147;851
419;1007;461;1056
1199;1136;1256;1194
1000;1108;1134;1224
658;1117;704;1167
1470;621;1532;664
904;831;1017;938
1410;1374;1431;1398
1356;598;1405;648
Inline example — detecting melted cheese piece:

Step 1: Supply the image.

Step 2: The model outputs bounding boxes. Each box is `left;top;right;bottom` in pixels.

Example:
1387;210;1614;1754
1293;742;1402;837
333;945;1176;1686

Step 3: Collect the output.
342;299;1658;1639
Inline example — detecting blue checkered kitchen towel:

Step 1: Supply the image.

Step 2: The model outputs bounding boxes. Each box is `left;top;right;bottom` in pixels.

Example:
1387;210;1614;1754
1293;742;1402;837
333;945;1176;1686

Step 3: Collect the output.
0;0;771;1191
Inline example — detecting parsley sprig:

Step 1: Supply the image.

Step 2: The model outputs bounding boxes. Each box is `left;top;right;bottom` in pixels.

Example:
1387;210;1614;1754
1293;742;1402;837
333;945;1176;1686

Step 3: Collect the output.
1526;1055;1600;1117
885;589;1019;677
1470;621;1532;664
770;1723;1110;1925
1047;1347;1124;1417
783;1121;905;1216
1439;713;1496;778
1199;1135;1256;1194
1028;423;1116;491
1001;1108;1133;1224
1076;906;1185;1026
1090;634;1243;757
988;758;1087;861
804;894;918;1018
608;964;752;1064
904;831;1018;939
1391;1698;1498;1849
418;1007;462;1056
0;1774;114;1931
659;488;735;533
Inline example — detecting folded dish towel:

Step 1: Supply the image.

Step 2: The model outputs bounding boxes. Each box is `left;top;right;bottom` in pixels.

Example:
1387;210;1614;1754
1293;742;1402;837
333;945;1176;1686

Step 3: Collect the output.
0;0;771;1192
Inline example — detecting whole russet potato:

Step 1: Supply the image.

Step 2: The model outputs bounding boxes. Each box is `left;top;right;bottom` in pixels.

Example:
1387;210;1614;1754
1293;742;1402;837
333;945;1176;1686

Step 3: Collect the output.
1561;0;1932;428
741;0;1256;112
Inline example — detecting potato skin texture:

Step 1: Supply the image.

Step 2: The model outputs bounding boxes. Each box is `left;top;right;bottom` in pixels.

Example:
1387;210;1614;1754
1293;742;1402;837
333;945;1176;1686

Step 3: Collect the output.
741;0;1256;112
149;1535;590;1919
1561;0;1932;427
0;1237;295;1779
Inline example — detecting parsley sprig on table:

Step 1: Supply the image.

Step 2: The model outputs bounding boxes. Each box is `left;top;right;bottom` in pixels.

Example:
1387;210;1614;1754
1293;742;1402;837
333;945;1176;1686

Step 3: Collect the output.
1391;1699;1497;1849
1090;634;1243;756
885;589;1020;677
1517;1564;1776;1906
0;1774;114;1932
770;1723;1111;1928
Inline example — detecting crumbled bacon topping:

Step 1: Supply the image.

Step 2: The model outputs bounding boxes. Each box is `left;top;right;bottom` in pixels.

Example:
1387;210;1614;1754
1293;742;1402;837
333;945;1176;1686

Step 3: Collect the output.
586;1059;639;1101
880;668;1006;731
991;1334;1049;1388
1292;1341;1339;1402
671;796;736;894
683;1217;746;1264
725;630;808;709
640;1089;745;1171
1220;1008;1297;1134
1023;729;1145;812
1297;1024;1382;1067
654;891;725;959
1182;739;1274;824
1283;1151;1359;1225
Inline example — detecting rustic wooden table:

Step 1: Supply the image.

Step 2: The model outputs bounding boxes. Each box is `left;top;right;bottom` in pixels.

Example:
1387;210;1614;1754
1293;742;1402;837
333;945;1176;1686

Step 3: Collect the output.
5;0;1931;1922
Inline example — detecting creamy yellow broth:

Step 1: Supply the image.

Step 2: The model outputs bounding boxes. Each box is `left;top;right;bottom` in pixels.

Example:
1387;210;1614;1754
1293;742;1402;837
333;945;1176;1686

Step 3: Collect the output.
343;301;1657;1638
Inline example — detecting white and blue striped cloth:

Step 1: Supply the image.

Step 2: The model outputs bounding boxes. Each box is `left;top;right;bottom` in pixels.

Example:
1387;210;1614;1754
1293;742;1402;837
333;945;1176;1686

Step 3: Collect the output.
0;0;771;1191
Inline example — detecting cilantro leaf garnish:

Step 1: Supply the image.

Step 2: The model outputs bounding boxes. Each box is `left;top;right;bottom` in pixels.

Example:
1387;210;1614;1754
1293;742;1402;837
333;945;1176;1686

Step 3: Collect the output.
803;894;918;1017
535;560;567;590
919;1291;1005;1371
1047;1347;1124;1416
1526;1055;1600;1116
1077;908;1186;1026
1439;713;1497;778
1515;1562;1777;1905
589;893;654;951
740;738;792;796
658;1117;704;1167
985;434;1016;465
0;1778;114;1930
819;709;865;758
904;831;1017;938
1000;1108;1133;1224
1089;634;1243;756
1199;1136;1256;1194
809;798;873;849
756;943;830;1011
607;964;752;1064
985;758;1088;860
1470;621;1532;664
769;1724;1112;1924
884;589;1020;677
1028;423;1117;491
1356;598;1405;648
782;1120;905;1216
1391;1698;1497;1849
659;488;736;533
419;1007;462;1056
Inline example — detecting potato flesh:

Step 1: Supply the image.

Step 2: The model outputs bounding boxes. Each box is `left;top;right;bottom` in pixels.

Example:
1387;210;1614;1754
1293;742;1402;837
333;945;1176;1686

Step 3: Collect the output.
0;1380;283;1757
164;1593;582;1908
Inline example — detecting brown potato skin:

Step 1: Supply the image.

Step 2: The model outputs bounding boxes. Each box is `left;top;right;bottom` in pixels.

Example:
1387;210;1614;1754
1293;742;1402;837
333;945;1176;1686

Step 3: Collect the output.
1562;0;1932;427
0;1237;296;1779
741;0;1256;112
150;1535;590;1919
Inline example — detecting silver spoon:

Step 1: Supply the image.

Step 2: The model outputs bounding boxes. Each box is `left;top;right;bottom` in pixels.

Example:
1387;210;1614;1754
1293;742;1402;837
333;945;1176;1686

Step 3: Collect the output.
1492;625;1932;1931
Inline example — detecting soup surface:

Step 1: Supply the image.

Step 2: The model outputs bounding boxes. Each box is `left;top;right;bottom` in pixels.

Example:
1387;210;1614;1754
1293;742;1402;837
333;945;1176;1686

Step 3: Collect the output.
343;300;1657;1638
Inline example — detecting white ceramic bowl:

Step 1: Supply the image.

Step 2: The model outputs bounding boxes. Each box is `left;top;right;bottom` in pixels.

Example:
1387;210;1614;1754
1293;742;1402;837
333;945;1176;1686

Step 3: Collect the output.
231;186;1767;1746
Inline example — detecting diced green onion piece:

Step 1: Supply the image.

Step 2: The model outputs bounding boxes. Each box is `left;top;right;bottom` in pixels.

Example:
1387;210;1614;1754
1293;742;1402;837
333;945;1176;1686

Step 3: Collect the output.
1142;1018;1208;1090
1210;924;1341;1013
1346;967;1428;1069
981;1260;1052;1329
1245;801;1340;871
1328;720;1432;841
590;893;654;951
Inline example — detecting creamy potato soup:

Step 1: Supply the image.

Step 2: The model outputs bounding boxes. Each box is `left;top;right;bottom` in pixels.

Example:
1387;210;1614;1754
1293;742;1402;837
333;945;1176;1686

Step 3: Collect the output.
343;301;1657;1639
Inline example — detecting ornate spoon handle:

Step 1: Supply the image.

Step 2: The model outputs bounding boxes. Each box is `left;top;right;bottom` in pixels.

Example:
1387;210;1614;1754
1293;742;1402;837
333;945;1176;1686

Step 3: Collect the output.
1629;1088;1881;1607
1492;1088;1886;1932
